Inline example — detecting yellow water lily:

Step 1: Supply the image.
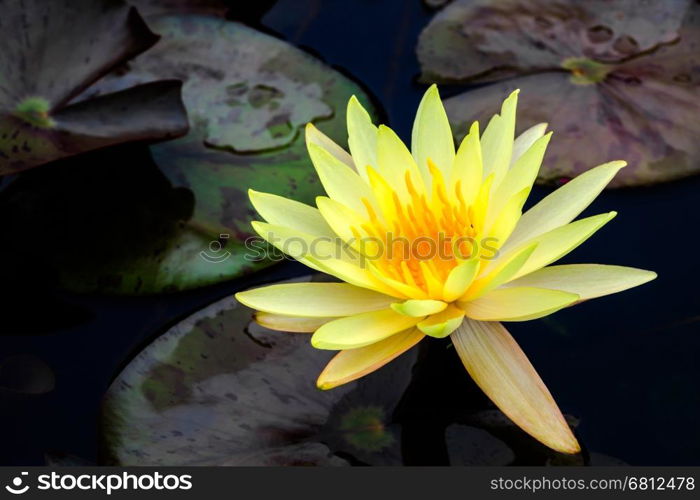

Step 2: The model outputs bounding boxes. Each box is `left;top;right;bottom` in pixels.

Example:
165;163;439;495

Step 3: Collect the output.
235;85;656;454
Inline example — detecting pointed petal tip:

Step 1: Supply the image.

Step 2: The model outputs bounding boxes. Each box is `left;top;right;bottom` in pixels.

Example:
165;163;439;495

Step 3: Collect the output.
347;94;362;110
247;188;260;203
552;436;582;455
234;290;253;308
310;334;328;350
425;83;441;100
635;269;658;285
316;379;336;391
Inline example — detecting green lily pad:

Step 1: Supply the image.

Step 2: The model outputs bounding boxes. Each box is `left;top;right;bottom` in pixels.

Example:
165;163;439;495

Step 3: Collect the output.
101;276;415;465
55;15;377;294
418;0;700;186
85;14;377;241
0;0;188;175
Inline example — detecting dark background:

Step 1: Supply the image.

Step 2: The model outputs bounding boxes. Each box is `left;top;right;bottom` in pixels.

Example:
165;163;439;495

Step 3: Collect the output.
1;0;697;466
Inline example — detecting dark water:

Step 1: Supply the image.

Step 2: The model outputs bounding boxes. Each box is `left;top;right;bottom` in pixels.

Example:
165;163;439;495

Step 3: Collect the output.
1;0;699;466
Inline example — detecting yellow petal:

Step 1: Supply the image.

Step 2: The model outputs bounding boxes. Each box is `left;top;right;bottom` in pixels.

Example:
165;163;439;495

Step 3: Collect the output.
366;165;400;221
313;256;405;298
236;282;395;317
465;242;537;301
311;309;422;349
307;141;377;215
461;287;579;322
489;132;551;219
505;161;625;252
504;212;617;281
505;264;657;300
451;319;580;454
417;304;465;338
251;219;352;266
368;262;429;300
305;122;355;169
419;260;445;298
443;258;480;302
391;299;447;317
512;122;547;165
316;196;369;245
484;187;529;249
250;221;398;295
255;312;332;332
377;124;425;198
347;95;378;180
411;84;455;182
317;328;424;389
470;174;494;234
249;189;333;237
449;121;482;207
481;90;518;188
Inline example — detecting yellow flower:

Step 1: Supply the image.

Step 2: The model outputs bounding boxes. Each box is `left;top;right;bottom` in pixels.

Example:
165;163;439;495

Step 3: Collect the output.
235;85;656;454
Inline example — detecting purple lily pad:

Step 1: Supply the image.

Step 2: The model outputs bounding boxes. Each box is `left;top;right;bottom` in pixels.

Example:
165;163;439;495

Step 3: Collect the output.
418;0;700;186
0;0;188;175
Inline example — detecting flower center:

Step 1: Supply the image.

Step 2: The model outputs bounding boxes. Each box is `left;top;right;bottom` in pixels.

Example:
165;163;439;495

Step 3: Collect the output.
355;162;479;295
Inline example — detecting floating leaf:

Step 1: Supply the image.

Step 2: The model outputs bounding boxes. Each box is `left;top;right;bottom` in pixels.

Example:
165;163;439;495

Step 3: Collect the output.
101;276;414;465
0;0;188;174
58;15;377;294
418;0;700;186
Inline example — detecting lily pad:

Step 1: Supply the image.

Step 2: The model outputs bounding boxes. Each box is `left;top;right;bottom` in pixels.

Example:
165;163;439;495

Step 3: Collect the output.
418;0;700;186
54;15;377;294
101;276;415;465
0;0;188;175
